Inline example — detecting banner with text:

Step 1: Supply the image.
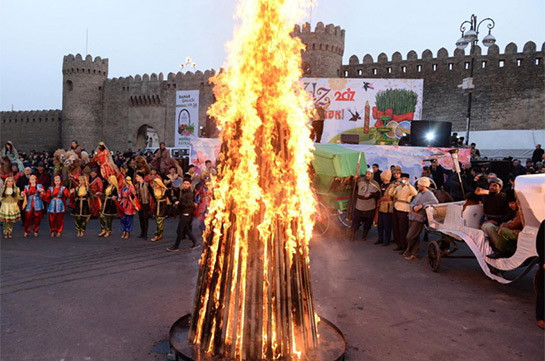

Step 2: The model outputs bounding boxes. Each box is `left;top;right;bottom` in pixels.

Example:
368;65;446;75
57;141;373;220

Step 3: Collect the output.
302;78;423;145
175;90;200;147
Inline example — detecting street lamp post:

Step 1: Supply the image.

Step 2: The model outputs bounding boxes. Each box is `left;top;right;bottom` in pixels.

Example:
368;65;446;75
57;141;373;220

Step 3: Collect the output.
455;14;496;146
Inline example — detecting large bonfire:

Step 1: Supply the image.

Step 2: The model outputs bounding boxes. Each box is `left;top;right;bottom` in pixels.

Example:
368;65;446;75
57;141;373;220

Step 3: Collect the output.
188;0;318;360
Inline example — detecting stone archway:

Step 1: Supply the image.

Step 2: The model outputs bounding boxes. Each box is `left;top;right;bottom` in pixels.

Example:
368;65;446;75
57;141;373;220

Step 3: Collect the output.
136;124;159;150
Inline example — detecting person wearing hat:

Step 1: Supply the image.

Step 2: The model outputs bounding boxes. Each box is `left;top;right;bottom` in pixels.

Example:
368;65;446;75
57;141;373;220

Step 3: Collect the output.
387;172;417;252
486;189;523;259
476;177;511;252
88;168;103;218
35;161;51;189
150;177;170;242
349;169;380;241
476;177;510;224
403;177;438;260
99;175;120;238
70;175;91;237
376;169;395;246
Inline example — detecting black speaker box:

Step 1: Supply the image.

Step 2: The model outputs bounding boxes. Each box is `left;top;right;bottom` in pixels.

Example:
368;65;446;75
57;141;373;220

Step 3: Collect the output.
340;133;360;144
409;121;452;147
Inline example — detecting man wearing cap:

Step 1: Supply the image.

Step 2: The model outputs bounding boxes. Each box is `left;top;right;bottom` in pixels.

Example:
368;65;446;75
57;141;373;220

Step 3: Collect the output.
404;177;438;260
387;172;417;252
476;177;511;251
476;177;510;224
35;161;51;189
349;170;380;241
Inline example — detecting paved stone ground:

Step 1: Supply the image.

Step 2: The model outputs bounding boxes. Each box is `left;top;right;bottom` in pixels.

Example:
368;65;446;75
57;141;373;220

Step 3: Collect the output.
1;216;543;361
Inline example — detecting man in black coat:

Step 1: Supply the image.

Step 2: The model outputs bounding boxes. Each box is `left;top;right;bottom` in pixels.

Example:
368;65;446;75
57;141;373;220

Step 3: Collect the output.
167;178;198;251
532;144;544;165
429;159;445;189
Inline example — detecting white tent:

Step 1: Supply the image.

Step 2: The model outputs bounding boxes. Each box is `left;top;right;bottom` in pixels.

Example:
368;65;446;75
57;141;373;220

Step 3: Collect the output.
457;129;545;160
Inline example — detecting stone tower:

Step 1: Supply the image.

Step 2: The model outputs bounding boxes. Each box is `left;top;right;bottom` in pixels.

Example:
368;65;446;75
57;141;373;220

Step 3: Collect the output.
62;54;108;151
294;22;345;78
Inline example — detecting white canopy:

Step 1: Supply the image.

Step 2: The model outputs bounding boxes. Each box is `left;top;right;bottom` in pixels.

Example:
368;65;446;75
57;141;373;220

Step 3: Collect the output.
458;129;545;160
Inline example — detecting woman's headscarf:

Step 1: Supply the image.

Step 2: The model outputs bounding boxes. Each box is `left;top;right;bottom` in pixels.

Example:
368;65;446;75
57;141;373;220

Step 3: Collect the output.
152;177;167;190
108;175;119;193
124;176;134;189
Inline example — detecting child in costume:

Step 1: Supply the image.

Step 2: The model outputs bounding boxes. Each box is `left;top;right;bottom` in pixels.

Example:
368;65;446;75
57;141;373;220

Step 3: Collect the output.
43;175;70;237
22;174;45;237
71;175;91;237
0;177;22;238
150;178;170;242
99;175;120;238
119;176;138;239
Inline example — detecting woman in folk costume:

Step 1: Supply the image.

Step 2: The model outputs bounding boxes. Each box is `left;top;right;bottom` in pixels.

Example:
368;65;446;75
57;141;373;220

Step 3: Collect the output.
71;175;91;237
88;168;103;217
94;142;120;183
43;175;70;237
22;174;45;237
119;176;139;239
99;175;120;238
1;141;24;172
194;175;212;231
0;177;22;238
150;178;170;242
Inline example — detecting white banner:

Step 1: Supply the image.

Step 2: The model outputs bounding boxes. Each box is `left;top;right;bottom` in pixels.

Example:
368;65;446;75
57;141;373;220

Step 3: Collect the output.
302;78;423;144
175;90;200;147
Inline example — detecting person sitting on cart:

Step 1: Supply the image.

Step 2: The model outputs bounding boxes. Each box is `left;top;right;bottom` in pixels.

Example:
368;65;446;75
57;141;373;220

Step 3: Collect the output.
475;177;510;224
486;190;523;259
476;177;511;249
403;177;438;260
349;170;380;241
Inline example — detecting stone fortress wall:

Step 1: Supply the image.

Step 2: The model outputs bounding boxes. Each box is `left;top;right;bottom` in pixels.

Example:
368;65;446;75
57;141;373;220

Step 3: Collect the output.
1;21;543;152
0;110;62;151
341;40;544;132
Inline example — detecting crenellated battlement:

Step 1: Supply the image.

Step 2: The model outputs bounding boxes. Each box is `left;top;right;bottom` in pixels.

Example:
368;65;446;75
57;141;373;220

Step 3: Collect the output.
105;69;215;85
293;21;345;56
62;53;108;76
343;41;544;78
1;109;62;124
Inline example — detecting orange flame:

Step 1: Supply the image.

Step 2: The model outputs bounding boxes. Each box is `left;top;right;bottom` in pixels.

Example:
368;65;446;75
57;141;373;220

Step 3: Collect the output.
189;0;318;359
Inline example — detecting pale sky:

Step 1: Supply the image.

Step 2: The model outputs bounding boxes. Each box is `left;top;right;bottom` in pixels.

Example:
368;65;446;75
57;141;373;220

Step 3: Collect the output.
0;0;543;111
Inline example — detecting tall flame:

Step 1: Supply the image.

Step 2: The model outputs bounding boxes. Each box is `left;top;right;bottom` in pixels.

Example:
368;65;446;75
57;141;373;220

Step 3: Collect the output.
188;0;318;359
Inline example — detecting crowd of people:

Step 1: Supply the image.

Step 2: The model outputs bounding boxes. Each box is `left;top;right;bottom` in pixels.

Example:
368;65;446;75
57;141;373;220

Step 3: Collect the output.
348;156;544;330
349;147;545;262
0;141;217;252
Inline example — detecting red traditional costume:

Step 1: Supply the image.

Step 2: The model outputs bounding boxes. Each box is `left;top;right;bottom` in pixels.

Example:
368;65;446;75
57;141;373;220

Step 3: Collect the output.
89;175;104;217
43;184;70;235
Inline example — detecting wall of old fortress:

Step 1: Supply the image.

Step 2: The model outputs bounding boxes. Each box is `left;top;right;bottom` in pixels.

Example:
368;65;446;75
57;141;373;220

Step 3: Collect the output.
1;22;543;152
0;110;62;151
342;41;544;131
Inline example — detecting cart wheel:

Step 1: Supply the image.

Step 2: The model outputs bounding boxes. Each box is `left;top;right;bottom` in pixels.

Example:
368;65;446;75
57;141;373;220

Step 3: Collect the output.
337;210;351;228
313;202;330;237
427;240;441;272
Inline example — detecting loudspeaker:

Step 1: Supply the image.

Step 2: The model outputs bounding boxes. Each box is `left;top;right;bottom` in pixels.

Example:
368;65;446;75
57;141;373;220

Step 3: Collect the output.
409;121;452;147
340;133;360;144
